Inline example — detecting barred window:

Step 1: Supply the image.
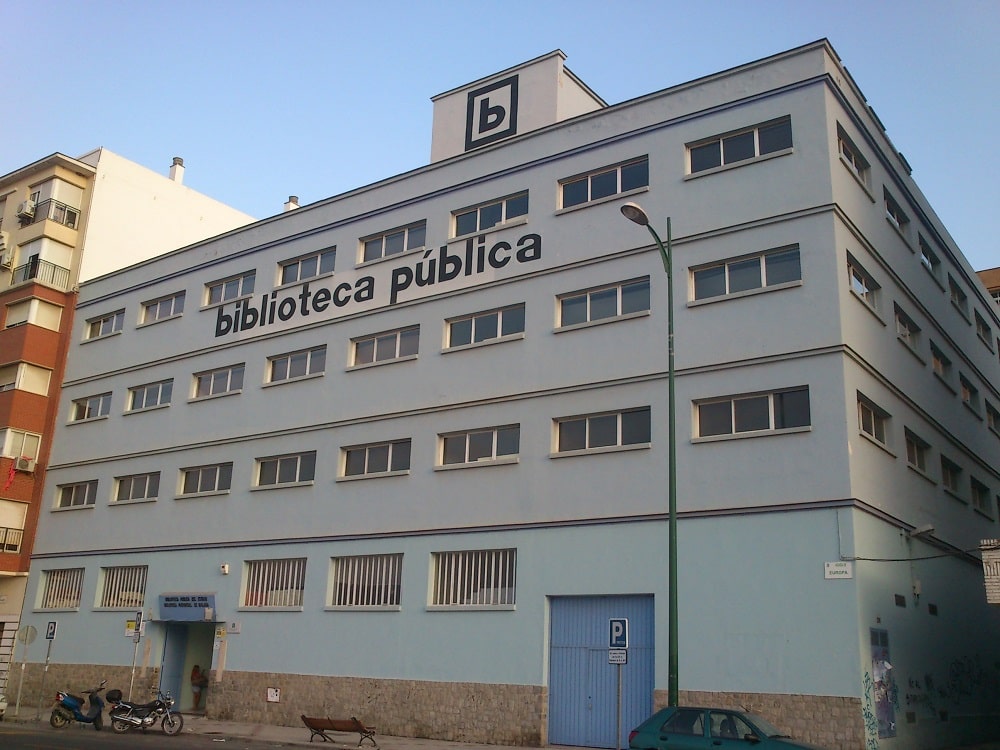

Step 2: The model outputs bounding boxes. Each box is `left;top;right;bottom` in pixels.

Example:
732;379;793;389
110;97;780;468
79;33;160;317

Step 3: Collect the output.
99;565;147;608
40;568;84;609
142;291;185;324
330;553;402;608
115;472;160;503
243;558;306;608
57;480;98;508
128;379;173;411
343;439;411;477
280;248;336;285
431;548;516;607
255;452;316;487
180;463;233;496
363;222;426;263
268;346;326;383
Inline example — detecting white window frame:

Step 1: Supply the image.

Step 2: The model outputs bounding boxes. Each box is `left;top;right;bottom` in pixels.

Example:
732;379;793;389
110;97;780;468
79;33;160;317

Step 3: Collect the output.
267;346;326;384
340;439;411;479
691;246;801;302
941;456;963;497
2;428;42;460
883;189;910;237
554;407;651;455
930;342;953;386
351;326;419;368
918;235;942;282
70;392;111;422
179;463;233;497
894;304;920;351
439;425;519;468
141;291;185;325
453;191;528;238
85;309;124;340
446;303;525;349
39;568;84;610
127;379;173;412
904;429;929;474
948;275;969;318
559;156;649;210
98;565;147;609
328;553;403;609
254;451;316;488
837;125;871;189
557;277;650;329
205;270;255;307
279;248;336;286
192;364;245;400
361;222;426;263
57;480;98;509
848;255;880;313
687;116;793;175
429;548;516;609
858;394;890;447
242;558;306;609
114;472;160;503
695;387;811;440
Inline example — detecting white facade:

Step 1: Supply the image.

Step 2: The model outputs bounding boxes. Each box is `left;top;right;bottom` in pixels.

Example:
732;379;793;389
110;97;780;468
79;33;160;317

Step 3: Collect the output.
19;41;1000;749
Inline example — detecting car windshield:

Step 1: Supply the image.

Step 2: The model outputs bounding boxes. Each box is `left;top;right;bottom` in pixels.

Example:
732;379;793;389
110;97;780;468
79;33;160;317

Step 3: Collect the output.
746;713;786;737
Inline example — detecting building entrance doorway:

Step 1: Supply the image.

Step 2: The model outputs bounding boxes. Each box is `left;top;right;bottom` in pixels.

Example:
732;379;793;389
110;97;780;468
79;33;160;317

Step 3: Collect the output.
161;622;215;712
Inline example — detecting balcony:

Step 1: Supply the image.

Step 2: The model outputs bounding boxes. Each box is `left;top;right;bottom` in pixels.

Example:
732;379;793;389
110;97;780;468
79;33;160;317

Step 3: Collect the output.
23;199;81;230
10;258;71;290
0;526;23;553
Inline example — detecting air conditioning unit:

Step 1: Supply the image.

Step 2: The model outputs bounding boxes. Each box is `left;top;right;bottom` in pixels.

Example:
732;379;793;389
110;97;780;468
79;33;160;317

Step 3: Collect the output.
16;200;35;220
15;456;35;473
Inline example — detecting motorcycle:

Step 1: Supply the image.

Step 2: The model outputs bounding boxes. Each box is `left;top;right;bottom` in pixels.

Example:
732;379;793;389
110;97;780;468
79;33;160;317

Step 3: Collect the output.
107;686;184;735
50;679;106;730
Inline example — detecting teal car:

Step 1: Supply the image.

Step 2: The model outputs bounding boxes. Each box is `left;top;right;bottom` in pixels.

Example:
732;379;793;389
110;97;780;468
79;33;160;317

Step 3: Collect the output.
628;706;826;749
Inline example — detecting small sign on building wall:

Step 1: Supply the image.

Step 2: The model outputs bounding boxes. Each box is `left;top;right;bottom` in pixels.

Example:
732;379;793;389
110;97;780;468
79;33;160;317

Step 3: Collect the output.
266;687;281;703
824;561;853;579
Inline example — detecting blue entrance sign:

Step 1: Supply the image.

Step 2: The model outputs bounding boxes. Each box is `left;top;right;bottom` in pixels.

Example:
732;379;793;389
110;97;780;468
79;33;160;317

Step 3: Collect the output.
609;618;628;649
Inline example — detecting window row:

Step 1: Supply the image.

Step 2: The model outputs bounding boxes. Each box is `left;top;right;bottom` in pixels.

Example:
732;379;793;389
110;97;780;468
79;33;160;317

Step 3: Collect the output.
37;547;517;611
57;407;653;506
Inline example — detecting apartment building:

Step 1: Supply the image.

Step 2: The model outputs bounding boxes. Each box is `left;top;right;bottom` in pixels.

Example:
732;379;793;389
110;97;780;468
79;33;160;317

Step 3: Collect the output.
0;149;254;692
15;43;1000;750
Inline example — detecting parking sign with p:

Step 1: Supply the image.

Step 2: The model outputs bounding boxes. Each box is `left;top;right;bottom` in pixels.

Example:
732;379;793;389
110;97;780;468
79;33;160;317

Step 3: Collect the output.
609;618;628;649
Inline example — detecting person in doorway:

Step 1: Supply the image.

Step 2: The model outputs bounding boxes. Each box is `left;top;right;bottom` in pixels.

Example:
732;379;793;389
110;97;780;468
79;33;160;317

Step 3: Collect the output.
191;664;209;710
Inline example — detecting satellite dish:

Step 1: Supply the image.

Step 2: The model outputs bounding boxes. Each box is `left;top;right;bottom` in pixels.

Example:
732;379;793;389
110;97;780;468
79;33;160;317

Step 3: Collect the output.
16;625;37;644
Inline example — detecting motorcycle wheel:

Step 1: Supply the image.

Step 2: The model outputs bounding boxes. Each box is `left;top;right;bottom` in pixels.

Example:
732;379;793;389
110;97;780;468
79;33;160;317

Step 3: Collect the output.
161;712;184;735
111;718;132;734
49;709;69;728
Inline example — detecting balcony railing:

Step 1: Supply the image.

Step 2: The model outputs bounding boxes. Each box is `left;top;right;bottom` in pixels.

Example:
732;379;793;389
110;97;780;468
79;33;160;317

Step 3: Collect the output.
10;258;71;289
24;199;81;230
0;526;23;553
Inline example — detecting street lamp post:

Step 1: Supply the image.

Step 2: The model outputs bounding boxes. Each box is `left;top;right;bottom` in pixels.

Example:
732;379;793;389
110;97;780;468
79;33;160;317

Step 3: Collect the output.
620;202;678;707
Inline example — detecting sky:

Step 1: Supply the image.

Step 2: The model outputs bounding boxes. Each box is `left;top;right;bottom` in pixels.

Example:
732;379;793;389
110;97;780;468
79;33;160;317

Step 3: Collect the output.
4;0;998;271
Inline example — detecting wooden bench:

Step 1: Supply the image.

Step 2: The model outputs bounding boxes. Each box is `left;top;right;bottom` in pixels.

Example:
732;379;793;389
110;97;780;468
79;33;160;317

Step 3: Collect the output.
301;715;379;748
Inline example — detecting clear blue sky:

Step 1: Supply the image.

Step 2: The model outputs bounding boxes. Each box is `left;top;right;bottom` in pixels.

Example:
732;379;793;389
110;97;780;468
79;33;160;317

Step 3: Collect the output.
4;0;998;271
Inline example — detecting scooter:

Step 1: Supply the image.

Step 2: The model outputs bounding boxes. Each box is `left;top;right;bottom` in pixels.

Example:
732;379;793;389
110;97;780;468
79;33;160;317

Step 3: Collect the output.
50;679;106;730
107;686;184;735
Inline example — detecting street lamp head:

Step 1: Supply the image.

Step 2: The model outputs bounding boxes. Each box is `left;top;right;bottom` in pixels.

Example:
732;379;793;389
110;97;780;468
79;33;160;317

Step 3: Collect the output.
620;202;650;227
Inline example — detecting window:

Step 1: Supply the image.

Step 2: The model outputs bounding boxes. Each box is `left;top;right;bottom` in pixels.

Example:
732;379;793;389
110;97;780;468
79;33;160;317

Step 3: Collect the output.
352;326;419;366
86;310;124;340
848;255;880;311
255;451;316;487
941;456;962;495
930;343;952;383
662;708;705;736
918;235;941;280
441;425;519;466
987;402;1000;435
342;439;411;477
561;157;649;209
837;126;871;186
0;362;51;396
180;463;233;496
904;429;929;473
280;248;336;285
127;379;173;411
858;395;889;446
1;428;42;460
697;387;810;438
430;548;515;607
559;278;649;328
141;291;185;324
98;565;147;608
330;553;402;608
115;472;160;503
4;297;62;330
884;190;910;235
975;311;993;348
206;270;255;306
894;305;920;350
948;275;969;317
689;116;792;173
57;480;98;508
972;477;991;514
454;192;528;237
243;558;306;608
39;568;84;609
193;364;245;398
362;222;426;263
556;407;651;452
692;246;800;301
71;392;111;422
268;346;326;383
447;303;525;348
960;375;981;414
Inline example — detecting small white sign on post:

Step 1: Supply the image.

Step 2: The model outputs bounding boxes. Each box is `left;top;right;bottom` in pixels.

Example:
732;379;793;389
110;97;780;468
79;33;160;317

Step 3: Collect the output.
609;648;628;665
824;561;854;579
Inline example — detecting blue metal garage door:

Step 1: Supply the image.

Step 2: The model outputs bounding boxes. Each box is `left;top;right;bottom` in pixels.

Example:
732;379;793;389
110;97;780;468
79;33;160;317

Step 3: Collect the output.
549;595;654;748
